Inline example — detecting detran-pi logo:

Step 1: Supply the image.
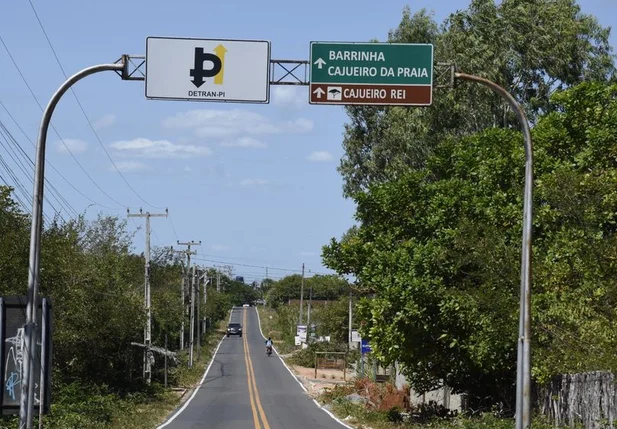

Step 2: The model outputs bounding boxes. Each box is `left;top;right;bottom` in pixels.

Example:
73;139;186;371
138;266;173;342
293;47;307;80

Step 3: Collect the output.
189;44;227;88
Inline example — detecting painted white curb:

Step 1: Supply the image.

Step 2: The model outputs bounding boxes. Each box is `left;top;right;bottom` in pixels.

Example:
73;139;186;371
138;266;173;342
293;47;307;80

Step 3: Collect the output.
254;307;355;429
156;308;235;428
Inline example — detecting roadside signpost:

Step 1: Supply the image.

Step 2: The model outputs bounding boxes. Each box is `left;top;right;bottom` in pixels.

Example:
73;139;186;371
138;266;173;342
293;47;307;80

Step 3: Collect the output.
309;42;433;105
145;37;271;103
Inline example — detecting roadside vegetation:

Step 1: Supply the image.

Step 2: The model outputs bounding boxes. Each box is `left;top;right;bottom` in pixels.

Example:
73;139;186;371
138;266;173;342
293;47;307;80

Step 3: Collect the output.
265;0;617;427
319;0;617;425
316;379;560;429
0;193;258;428
260;274;358;356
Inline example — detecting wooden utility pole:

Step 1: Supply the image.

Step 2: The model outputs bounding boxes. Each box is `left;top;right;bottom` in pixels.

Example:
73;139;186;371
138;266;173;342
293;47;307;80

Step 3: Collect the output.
197;268;209;360
127;208;168;384
173;240;201;352
189;264;196;368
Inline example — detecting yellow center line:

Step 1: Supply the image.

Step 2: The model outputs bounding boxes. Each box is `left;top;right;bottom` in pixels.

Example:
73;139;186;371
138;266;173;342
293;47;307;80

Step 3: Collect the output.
243;309;272;429
243;310;261;429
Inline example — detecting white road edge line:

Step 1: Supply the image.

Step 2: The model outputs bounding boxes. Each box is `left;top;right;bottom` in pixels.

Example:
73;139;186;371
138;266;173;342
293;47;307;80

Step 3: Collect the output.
156;308;236;428
254;307;355;429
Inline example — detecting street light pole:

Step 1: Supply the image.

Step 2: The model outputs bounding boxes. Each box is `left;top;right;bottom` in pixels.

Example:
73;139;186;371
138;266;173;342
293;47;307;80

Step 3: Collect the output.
455;71;534;429
20;61;125;429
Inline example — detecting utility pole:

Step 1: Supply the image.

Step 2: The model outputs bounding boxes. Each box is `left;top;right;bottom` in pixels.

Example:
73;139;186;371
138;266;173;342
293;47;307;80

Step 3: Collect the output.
264;267;268;301
202;272;210;335
299;263;305;325
348;290;353;351
173;240;201;351
197;268;208;360
189;264;196;368
307;272;313;343
127;208;168;385
217;268;221;292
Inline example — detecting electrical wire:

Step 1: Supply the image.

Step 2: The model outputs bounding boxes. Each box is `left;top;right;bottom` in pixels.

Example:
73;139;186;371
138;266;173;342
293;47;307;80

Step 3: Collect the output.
0;118;76;219
26;0;165;210
0;98;116;211
191;256;330;275
167;216;180;241
0;33;125;208
0;126;62;220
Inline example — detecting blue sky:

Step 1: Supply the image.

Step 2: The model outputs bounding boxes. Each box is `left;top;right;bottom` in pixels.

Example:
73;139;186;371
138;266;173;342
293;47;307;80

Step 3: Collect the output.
0;0;615;283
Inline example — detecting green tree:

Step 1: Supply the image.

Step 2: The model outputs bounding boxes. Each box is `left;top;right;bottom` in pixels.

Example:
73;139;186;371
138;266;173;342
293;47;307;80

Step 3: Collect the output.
324;82;617;406
265;274;350;307
338;0;615;197
150;246;184;348
307;275;349;301
311;296;350;344
45;215;144;388
265;274;303;307
0;186;29;294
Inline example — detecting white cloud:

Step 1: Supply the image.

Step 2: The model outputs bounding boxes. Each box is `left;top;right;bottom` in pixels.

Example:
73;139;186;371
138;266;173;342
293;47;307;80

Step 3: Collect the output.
239;178;269;187
220;137;267;149
286;118;313;133
272;86;305;108
162;109;313;138
109;137;212;159
211;244;231;251
307;151;334;162
94;113;116;130
205;164;230;179
55;139;87;154
112;161;151;173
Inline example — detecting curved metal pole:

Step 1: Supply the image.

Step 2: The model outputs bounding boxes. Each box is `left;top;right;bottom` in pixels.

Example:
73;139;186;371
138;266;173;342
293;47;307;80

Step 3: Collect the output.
455;72;533;429
20;62;124;429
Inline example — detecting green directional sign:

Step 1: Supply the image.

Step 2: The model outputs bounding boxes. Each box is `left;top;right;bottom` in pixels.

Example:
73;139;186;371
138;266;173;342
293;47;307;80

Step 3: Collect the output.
309;42;433;106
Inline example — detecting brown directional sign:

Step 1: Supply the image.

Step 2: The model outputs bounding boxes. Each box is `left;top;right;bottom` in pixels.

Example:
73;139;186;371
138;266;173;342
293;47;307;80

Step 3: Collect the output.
309;84;431;105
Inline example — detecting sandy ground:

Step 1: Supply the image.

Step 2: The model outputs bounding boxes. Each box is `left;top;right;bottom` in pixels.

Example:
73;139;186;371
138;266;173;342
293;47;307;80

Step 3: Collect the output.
286;363;354;398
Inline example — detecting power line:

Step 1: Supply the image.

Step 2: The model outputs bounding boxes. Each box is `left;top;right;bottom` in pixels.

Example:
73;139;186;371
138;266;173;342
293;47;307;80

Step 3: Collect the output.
0;98;116;211
0;118;77;218
0;151;53;224
0;126;62;220
0;33;125;208
0;158;31;213
191;256;330;275
26;0;164;210
168;216;180;241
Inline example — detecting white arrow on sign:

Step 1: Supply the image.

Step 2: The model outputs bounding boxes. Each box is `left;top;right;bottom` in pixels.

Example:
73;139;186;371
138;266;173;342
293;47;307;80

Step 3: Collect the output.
314;58;326;69
313;87;325;99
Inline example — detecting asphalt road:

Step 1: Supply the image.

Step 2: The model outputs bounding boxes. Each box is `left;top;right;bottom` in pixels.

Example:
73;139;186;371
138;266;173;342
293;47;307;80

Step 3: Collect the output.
158;306;348;429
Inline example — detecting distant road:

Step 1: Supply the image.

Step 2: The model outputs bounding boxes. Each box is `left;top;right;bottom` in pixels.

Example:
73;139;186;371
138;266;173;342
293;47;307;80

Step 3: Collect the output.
157;306;349;429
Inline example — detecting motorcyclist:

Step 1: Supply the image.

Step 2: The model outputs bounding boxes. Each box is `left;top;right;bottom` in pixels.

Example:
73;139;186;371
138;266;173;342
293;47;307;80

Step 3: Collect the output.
265;337;273;354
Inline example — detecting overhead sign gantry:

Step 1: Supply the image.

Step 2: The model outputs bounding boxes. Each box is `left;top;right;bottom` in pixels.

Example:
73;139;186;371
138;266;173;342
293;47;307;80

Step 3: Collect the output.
18;35;534;429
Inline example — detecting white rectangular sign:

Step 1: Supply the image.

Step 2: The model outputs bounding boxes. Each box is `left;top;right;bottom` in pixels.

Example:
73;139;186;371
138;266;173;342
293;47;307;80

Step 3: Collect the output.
351;329;361;342
145;37;271;103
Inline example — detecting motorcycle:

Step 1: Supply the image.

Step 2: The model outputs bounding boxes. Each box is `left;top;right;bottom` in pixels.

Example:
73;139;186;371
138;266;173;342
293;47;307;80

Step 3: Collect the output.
266;345;272;357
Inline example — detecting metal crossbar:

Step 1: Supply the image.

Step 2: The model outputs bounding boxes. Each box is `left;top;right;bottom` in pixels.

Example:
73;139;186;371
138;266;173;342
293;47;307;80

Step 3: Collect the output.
117;55;452;89
270;60;309;85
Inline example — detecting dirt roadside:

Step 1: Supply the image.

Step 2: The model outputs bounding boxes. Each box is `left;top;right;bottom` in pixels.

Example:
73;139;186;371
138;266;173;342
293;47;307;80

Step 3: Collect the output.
285;362;354;398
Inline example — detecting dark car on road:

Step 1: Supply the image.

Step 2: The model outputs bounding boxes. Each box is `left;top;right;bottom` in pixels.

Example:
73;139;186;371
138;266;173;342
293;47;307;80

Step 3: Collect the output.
227;322;242;337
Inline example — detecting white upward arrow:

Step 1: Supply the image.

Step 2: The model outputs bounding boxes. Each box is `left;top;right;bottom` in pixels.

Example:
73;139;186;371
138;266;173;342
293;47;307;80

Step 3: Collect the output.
313;87;325;99
314;58;326;69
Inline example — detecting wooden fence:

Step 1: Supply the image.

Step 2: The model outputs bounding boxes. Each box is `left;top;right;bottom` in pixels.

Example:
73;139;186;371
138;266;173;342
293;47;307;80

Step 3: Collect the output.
537;371;617;428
